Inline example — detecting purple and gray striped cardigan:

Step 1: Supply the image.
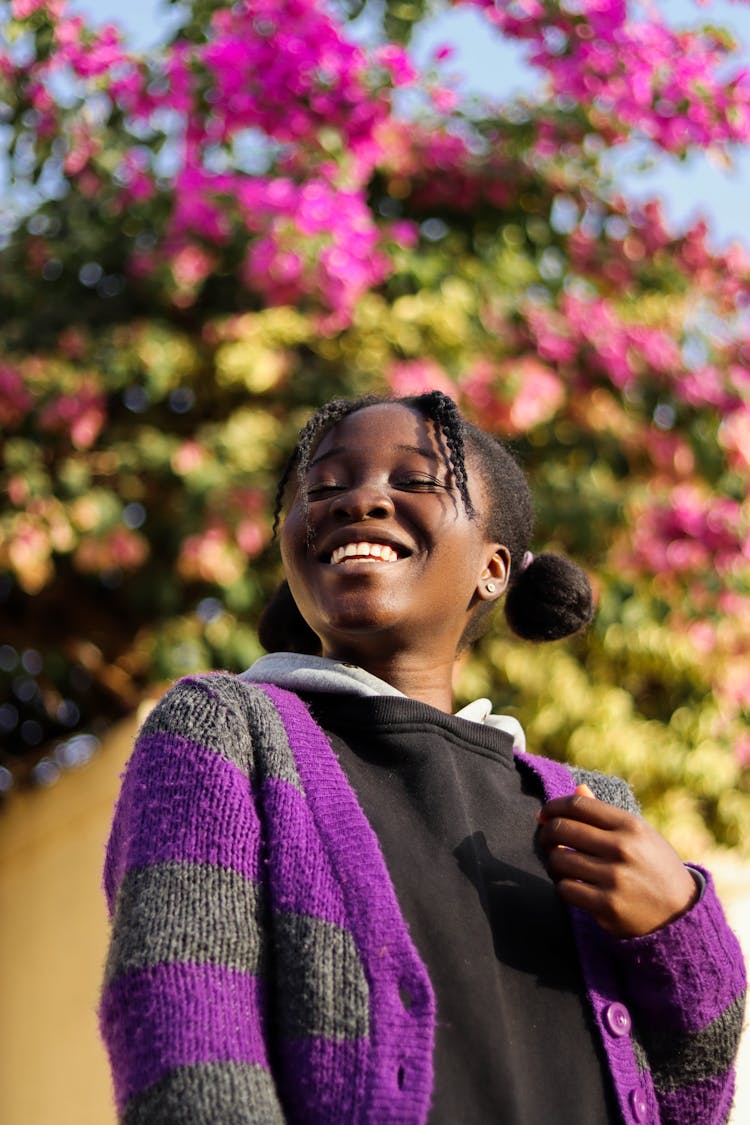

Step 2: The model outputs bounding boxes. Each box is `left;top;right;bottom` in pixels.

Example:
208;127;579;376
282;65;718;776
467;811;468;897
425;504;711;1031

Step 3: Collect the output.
100;672;746;1123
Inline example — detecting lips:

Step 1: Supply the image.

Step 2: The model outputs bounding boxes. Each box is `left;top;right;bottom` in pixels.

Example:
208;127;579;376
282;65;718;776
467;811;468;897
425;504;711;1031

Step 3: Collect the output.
330;541;400;564
320;533;411;565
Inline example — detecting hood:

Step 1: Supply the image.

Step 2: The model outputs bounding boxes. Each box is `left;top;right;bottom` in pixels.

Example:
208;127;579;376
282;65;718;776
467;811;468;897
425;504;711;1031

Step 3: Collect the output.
242;653;526;752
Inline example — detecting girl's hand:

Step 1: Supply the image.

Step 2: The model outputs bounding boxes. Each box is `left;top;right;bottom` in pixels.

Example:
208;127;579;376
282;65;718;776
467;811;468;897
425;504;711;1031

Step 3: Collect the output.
537;784;699;938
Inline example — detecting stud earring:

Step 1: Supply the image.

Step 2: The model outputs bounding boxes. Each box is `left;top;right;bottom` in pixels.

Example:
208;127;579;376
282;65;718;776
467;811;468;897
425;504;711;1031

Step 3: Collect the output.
486;583;496;593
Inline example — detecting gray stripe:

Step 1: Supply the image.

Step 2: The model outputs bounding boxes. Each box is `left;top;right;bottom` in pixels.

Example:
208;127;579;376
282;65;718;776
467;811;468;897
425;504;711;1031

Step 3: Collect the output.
105;862;265;986
274;912;369;1039
631;1028;649;1075
142;675;304;791
571;767;641;815
123;1061;285;1124
650;993;746;1092
240;682;304;791
142;677;255;779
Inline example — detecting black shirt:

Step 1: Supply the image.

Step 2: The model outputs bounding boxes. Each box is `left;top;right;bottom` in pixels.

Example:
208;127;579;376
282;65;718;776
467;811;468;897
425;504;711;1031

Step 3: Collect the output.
301;693;619;1124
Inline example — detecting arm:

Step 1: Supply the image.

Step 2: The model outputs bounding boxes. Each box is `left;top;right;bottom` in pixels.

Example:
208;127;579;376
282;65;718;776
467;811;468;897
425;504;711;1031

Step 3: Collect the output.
539;786;746;1124
99;675;287;1124
611;867;746;1125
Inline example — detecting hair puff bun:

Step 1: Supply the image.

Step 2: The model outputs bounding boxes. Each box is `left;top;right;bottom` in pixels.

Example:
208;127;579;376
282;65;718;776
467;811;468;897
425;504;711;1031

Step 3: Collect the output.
504;552;594;642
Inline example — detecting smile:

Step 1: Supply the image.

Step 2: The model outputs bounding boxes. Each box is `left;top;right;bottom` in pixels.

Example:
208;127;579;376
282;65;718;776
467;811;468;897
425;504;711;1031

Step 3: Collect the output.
329;541;402;564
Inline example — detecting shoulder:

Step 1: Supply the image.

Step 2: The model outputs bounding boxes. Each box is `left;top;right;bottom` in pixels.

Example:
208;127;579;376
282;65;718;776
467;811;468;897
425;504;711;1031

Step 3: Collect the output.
141;672;285;738
135;674;315;792
132;673;304;780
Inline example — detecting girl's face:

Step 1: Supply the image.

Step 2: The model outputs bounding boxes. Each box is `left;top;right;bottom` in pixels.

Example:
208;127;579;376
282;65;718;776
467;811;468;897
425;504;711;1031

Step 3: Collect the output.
280;403;509;667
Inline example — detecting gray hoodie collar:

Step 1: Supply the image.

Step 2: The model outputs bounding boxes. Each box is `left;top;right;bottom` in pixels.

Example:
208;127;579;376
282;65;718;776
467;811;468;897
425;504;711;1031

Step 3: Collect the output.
242;653;526;752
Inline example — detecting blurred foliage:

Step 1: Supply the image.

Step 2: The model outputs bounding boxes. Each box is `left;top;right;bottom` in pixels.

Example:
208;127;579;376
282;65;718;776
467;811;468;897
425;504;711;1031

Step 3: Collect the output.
0;0;749;853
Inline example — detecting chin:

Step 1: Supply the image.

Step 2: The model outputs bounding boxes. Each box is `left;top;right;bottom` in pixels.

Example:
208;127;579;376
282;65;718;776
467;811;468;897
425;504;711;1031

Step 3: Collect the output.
314;610;409;656
319;613;394;640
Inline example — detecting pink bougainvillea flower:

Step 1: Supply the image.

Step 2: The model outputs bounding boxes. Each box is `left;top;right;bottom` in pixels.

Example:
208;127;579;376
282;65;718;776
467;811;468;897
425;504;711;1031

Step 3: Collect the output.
170;245;216;289
11;0;64;17
73;527;149;574
625;485;747;580
386;359;457;398
171;440;208;476
462;0;750;154
719;408;750;473
734;734;750;767
388;220;419;249
0;365;34;428
461;356;564;434
236;519;268;557
4;519;54;594
176;526;246;586
37;381;106;449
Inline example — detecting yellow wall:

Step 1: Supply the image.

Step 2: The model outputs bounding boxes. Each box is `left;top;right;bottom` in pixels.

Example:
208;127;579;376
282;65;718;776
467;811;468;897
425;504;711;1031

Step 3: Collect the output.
1;707;748;1124
0;713;139;1125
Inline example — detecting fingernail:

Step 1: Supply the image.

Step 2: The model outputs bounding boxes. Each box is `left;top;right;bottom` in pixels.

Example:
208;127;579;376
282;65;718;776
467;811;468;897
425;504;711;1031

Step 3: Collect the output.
575;783;595;799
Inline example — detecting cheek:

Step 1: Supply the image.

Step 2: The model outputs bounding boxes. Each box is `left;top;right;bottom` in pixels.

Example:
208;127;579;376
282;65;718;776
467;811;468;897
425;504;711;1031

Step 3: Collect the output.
279;501;307;559
279;537;304;597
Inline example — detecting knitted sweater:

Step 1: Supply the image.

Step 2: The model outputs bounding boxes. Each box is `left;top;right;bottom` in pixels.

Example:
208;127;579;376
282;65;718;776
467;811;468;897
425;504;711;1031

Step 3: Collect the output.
100;673;746;1124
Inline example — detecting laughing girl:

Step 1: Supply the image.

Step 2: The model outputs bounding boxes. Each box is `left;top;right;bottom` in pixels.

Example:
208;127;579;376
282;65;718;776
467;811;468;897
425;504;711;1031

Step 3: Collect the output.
100;392;746;1124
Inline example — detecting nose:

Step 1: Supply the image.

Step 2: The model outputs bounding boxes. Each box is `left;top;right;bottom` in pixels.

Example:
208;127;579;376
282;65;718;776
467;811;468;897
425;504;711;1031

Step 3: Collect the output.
329;483;394;521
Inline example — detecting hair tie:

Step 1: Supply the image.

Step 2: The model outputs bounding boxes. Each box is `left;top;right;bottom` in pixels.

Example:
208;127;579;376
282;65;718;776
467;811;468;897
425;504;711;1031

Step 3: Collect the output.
521;551;534;572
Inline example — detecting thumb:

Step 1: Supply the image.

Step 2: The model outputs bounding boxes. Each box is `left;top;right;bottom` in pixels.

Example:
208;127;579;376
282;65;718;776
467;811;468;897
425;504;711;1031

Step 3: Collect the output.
575;783;596;799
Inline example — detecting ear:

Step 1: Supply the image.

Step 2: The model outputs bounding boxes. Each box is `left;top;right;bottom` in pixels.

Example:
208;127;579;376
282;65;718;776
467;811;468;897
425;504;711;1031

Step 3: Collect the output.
476;545;510;602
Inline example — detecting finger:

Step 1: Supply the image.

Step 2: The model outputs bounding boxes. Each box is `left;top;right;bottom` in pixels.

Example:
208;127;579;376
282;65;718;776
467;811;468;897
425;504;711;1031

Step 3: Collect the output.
544;844;613;888
553;879;624;934
536;784;597;824
538;817;618;859
538;792;629;830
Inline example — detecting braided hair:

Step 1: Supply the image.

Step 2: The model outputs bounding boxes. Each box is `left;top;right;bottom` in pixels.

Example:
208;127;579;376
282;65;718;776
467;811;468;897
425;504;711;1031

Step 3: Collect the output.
270;392;474;541
258;392;593;653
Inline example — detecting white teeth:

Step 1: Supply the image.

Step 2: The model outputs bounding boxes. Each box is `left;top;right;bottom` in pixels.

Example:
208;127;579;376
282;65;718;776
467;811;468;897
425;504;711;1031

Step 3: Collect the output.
330;541;400;564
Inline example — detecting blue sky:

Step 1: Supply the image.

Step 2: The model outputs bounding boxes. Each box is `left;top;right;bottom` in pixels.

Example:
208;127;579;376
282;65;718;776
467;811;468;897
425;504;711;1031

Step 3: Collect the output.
71;0;750;251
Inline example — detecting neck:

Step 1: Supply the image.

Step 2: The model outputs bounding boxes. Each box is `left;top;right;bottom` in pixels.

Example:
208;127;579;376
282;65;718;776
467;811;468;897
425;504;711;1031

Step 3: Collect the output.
321;646;456;712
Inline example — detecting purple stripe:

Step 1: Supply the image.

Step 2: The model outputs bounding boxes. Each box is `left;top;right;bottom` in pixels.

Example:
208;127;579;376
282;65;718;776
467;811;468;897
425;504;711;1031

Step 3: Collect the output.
517;750;661;1125
278;1038;368;1123
657;1070;736;1125
614;868;747;1034
260;775;349;928
258;685;435;1125
515;750;577;800
520;752;747;1033
105;733;262;903
572;908;661;1123
100;963;269;1111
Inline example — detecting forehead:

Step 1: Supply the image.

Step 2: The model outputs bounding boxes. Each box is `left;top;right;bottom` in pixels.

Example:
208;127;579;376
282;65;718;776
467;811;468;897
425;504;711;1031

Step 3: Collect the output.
311;403;446;463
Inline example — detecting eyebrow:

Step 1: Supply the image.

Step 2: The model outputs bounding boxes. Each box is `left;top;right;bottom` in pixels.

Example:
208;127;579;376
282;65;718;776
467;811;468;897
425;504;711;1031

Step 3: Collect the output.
308;443;440;468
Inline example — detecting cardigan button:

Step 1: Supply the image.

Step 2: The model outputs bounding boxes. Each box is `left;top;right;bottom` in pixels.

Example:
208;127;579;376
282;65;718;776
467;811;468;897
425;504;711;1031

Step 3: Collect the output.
628;1086;648;1122
603;1002;631;1037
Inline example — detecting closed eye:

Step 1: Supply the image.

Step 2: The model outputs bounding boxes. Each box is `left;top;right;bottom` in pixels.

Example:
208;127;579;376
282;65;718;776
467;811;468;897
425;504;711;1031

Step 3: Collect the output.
306;483;343;499
396;476;448;491
306;477;449;498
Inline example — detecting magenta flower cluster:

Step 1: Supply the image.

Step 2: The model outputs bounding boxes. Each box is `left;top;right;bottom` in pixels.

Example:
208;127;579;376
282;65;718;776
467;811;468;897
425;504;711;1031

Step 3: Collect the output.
4;0;418;320
462;0;750;151
628;485;749;578
3;0;750;752
7;0;750;321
